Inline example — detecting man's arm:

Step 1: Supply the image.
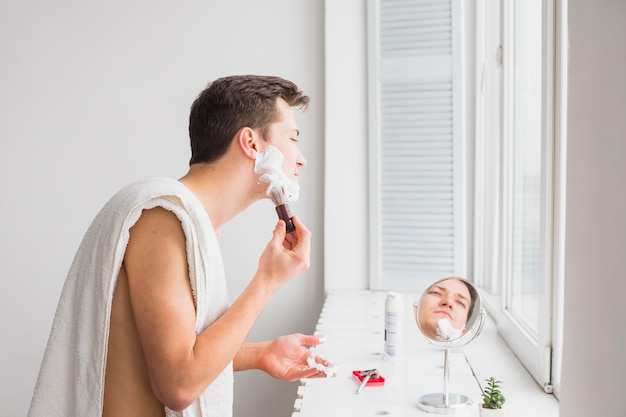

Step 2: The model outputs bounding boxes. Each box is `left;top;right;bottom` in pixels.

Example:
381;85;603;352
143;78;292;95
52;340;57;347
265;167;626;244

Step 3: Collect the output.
124;207;310;411
234;334;333;381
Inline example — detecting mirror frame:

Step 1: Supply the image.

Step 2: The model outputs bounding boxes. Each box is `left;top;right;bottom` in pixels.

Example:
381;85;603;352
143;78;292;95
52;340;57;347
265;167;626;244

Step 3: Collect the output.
413;276;486;348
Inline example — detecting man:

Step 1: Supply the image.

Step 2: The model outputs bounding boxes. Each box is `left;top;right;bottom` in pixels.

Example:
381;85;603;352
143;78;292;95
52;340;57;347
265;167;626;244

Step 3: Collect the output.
417;277;477;341
29;75;332;417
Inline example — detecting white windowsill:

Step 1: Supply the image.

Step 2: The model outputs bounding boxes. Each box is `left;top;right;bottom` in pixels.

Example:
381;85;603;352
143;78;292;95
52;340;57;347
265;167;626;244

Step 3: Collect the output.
292;290;558;417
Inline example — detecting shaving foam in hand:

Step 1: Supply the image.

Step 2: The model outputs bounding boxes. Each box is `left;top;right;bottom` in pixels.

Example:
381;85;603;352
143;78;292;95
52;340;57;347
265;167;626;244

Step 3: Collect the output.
306;353;338;378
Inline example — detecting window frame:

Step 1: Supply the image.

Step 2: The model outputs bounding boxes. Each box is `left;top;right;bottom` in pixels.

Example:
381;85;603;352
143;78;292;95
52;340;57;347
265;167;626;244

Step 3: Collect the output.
474;0;563;393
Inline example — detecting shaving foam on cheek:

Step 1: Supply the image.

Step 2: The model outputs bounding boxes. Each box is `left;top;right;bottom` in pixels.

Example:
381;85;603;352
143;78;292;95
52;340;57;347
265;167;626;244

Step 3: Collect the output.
254;145;300;232
253;145;299;202
436;318;463;341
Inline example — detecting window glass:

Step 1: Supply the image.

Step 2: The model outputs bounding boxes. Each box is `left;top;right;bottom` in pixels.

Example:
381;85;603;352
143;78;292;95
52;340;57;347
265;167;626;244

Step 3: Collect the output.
508;0;543;336
476;0;502;299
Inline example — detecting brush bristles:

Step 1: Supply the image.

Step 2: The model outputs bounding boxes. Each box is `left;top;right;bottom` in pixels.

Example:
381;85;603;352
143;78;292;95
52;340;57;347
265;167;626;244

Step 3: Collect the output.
269;187;287;206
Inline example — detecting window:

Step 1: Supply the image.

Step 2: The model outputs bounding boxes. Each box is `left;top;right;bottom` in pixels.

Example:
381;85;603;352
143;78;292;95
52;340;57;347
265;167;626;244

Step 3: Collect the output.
474;0;503;304
332;0;562;395
474;0;560;392
366;0;562;394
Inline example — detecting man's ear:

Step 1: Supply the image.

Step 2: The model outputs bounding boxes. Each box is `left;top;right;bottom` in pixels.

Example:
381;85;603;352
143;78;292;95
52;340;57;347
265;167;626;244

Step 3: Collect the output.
237;127;258;160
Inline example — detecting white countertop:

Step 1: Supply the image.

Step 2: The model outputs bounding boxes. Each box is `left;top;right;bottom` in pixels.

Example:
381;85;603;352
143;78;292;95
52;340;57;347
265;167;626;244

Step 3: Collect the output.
292;290;558;417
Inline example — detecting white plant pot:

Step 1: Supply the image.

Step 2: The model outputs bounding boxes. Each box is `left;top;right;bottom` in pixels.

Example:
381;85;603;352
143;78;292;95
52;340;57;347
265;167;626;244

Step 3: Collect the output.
479;405;505;417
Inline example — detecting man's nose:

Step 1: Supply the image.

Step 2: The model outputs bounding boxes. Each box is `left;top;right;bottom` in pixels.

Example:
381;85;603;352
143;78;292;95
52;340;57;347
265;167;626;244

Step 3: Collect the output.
297;150;307;168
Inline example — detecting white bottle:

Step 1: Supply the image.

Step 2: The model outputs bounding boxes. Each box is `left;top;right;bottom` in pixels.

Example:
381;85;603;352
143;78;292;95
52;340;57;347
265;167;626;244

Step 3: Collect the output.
384;292;404;359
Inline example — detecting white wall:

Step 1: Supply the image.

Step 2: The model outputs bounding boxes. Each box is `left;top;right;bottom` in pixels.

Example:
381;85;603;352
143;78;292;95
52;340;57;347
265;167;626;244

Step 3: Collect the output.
560;1;626;415
324;0;370;291
0;1;324;417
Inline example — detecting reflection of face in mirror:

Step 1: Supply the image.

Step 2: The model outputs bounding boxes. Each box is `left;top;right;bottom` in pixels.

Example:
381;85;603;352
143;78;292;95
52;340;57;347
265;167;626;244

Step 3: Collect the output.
418;278;477;341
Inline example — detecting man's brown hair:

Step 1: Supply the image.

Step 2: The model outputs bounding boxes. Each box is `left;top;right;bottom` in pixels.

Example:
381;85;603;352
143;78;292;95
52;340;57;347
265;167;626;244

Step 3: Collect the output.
188;75;310;165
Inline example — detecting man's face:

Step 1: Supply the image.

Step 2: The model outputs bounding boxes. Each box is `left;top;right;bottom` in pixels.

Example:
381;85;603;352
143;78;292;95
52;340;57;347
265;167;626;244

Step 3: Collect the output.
262;98;307;183
418;278;472;338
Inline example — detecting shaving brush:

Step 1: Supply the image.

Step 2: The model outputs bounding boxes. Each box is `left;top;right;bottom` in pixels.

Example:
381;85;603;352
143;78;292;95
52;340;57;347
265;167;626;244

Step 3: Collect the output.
269;186;296;233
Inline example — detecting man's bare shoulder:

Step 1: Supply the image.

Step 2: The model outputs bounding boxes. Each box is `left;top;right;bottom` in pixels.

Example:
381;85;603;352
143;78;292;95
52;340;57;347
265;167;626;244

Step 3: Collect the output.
131;205;185;235
125;206;187;262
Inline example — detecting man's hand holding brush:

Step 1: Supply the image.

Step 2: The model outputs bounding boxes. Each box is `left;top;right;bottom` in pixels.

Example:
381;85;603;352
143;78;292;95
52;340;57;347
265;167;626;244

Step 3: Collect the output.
256;215;311;292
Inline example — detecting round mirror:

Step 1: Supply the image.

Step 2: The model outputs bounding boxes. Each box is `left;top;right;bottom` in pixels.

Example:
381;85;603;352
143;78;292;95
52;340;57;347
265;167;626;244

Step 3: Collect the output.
413;276;484;348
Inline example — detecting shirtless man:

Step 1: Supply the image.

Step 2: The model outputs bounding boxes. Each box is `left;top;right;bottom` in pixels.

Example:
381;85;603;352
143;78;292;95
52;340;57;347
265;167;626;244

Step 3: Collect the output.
29;76;332;417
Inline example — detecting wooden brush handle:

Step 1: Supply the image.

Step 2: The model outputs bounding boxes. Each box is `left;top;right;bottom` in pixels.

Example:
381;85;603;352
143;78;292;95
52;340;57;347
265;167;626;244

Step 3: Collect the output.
275;204;296;233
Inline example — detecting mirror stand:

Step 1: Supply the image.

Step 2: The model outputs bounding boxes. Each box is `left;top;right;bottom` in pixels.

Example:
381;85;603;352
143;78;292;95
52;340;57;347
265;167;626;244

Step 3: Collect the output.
417;348;472;414
414;277;487;415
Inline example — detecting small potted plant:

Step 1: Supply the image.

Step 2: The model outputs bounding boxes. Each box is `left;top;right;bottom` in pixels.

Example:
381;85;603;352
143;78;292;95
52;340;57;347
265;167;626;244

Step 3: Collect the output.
480;377;506;416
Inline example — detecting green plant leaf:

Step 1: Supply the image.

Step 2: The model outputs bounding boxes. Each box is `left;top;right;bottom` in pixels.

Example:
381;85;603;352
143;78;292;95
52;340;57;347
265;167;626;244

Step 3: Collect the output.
482;377;506;409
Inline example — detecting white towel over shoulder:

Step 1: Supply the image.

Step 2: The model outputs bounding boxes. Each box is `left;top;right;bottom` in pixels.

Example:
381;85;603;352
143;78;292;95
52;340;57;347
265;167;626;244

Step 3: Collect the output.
28;178;233;417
